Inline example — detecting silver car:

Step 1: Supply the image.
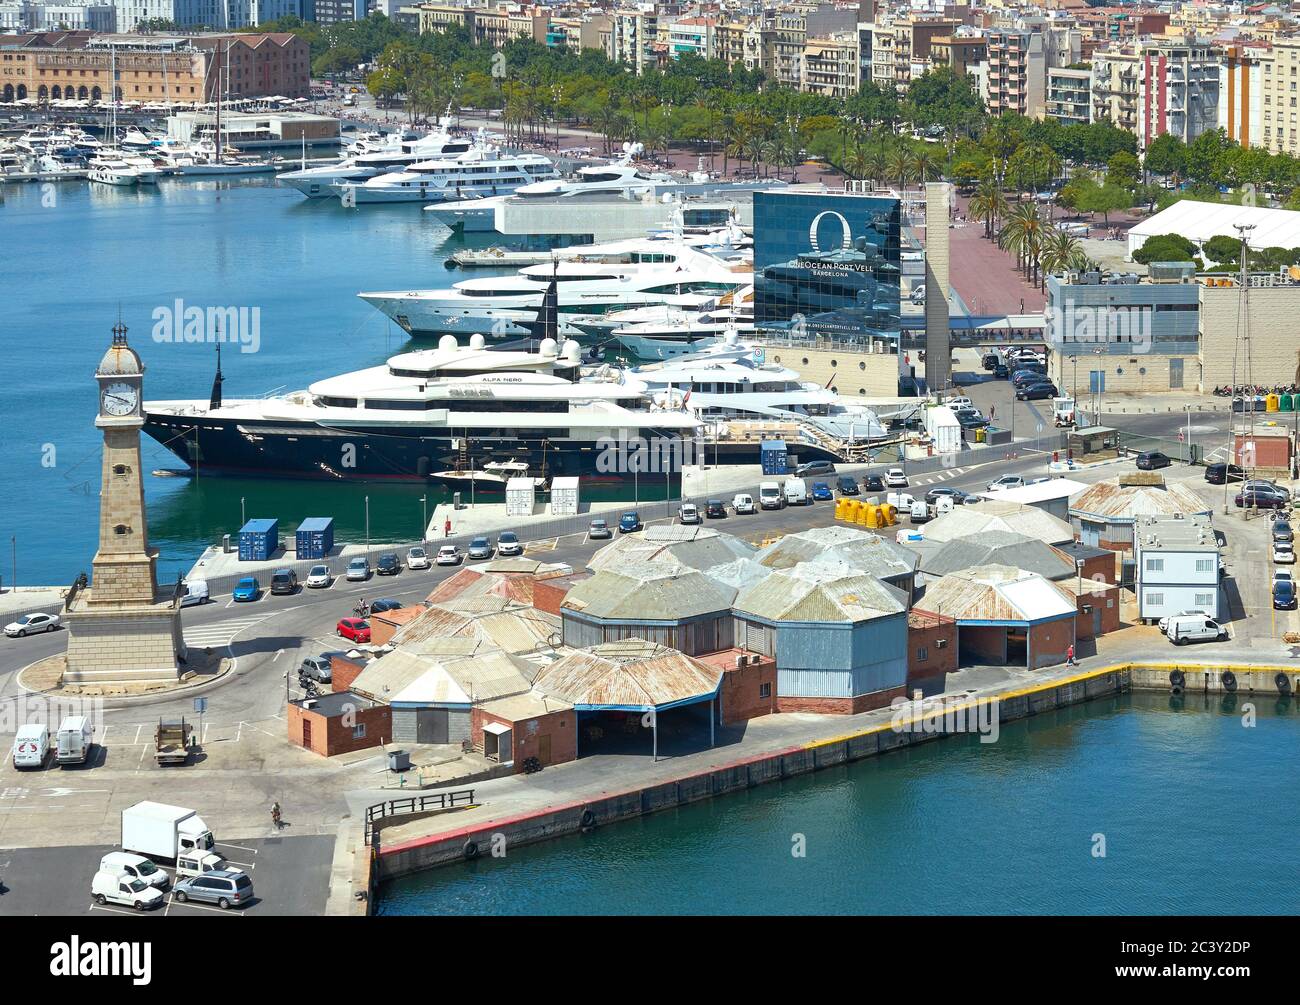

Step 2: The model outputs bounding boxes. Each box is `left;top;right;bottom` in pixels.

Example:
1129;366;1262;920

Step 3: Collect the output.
173;869;254;909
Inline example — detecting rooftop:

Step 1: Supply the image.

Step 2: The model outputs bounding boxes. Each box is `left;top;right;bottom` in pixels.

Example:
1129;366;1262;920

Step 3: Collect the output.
1070;478;1211;521
754;525;918;580
922;500;1075;545
532;640;723;710
562;564;737;621
1133;513;1219;552
919;531;1075;581
915;565;1077;624
734;561;908;624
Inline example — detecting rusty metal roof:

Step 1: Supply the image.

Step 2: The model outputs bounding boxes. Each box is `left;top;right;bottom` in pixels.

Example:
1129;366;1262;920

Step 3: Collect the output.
1070;479;1211;520
915;564;1076;623
350;646;536;705
587;527;756;574
921;531;1074;580
755;525;918;579
532;640;723;709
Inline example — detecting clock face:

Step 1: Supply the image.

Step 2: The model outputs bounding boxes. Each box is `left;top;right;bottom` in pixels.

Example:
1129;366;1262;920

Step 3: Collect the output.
102;381;139;417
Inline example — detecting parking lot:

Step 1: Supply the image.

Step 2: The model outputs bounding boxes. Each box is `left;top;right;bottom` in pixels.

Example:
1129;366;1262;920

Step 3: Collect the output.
0;834;335;917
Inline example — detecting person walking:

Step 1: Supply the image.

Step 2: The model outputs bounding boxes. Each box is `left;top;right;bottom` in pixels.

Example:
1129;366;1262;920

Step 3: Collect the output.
444;517;452;539
271;800;282;830
1066;643;1077;666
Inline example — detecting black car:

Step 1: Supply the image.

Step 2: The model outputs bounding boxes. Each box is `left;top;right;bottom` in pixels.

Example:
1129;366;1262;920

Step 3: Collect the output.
369;598;404;615
862;474;885;492
1203;462;1245;484
269;569;298;596
705;499;727;519
376;552;401;575
796;460;837;478
925;487;970;505
992;364;1010;379
1011;370;1048;386
955;412;989;429
1016;383;1057;401
836;475;860;496
981;354;1000;371
1135;451;1172;470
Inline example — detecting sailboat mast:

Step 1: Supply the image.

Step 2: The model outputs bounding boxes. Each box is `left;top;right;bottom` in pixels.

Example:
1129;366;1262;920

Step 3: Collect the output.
214;42;222;160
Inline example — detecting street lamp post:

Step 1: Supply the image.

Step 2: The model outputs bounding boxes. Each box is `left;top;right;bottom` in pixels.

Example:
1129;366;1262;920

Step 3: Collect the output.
365;495;370;550
240;496;245;527
419;495;428;545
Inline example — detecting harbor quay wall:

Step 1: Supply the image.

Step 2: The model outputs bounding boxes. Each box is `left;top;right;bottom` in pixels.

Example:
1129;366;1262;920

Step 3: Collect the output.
368;661;1300;901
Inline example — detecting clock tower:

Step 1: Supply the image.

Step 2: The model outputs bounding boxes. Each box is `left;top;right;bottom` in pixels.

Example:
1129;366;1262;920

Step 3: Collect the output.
63;322;184;686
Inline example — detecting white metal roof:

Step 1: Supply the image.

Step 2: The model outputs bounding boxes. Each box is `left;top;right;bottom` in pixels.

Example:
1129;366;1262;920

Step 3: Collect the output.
1127;200;1300;257
975;478;1088;505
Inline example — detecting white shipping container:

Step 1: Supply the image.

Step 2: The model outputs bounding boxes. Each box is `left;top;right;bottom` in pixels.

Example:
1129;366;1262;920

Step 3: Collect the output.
505;477;536;518
925;405;962;455
550;476;580;517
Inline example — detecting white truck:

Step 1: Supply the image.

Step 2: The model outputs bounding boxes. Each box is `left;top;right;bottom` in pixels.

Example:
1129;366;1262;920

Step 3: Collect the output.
122;801;216;864
782;478;808;506
759;482;784;510
1053;396;1076;427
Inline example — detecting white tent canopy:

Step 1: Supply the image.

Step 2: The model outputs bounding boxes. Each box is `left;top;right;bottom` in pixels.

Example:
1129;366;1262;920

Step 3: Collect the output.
1127;200;1300;260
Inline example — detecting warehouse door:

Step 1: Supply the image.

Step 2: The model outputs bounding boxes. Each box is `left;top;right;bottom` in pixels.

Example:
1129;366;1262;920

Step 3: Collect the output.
416;709;449;745
1169;358;1183;389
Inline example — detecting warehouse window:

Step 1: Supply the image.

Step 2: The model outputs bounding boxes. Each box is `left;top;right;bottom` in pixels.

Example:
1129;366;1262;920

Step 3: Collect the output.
1145;558;1164;572
1195;592;1215;607
916;646;929;661
1147;591;1164;607
352;723;367;739
1195;559;1214;573
759;682;771;699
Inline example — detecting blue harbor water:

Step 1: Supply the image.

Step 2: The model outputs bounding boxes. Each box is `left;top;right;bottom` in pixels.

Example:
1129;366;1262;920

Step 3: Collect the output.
2;176;590;586
377;692;1300;915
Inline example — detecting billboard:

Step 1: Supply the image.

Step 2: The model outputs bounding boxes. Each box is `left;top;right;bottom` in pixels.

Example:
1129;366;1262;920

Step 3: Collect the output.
753;191;902;344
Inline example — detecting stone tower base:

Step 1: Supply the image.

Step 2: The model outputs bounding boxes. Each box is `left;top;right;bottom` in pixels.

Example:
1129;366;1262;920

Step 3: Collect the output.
63;591;184;686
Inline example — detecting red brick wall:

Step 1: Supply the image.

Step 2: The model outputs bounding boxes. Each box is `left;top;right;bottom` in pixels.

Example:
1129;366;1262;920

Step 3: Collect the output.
908;618;957;685
370;609;420;647
330;655;368;693
287;702;391;757
719;656;777;724
471;707;577;772
1028;619;1073;670
1075;589;1121;641
960;625;1007;665
1077;552;1115;584
776;685;908;715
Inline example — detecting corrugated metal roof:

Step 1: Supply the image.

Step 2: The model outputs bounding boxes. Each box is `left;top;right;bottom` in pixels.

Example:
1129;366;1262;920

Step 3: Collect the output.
478;690;573;722
463;608;563;656
755;526;918;579
587;528;756;574
353;646;536;705
915;564;1076;623
1070;479;1211;520
562;564;737;620
922;501;1074;544
921;531;1073;580
390;606;474;646
424;568;485;605
734;561;907;623
532;640;722;708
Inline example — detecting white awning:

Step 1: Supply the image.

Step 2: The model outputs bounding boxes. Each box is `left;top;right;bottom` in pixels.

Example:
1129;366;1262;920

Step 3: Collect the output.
482;722;512;736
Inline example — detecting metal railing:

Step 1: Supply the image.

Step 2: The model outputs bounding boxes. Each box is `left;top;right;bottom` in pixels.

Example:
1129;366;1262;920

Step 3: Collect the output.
364;787;476;845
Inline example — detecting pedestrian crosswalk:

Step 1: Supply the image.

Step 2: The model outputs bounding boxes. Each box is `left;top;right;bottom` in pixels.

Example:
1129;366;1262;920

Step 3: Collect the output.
912;466;970;487
183;615;272;650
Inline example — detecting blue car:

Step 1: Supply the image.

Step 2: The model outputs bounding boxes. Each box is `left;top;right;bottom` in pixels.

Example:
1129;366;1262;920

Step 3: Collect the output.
619;511;642;534
811;481;834;501
232;576;260;602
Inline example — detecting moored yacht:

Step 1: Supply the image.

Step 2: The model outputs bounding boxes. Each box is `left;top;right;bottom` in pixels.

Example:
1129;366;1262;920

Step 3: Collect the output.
88;156;140;187
359;238;750;340
279;119;478;197
143;334;703;485
333;131;557;205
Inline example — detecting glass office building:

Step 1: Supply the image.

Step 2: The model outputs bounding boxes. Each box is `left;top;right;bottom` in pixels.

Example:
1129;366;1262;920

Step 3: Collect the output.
753;191;903;345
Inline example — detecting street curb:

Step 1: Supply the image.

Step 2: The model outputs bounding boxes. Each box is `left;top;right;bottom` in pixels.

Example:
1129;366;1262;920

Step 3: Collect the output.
14;656;234;709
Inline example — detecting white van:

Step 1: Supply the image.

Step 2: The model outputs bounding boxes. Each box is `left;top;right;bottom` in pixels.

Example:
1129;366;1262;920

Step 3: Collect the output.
733;493;756;515
910;500;931;523
12;723;48;769
56;715;94;765
1166;614;1228;645
759;482;784;510
180;579;209;606
175;850;241;880
91;869;164;911
99;852;169;890
783;478;808;506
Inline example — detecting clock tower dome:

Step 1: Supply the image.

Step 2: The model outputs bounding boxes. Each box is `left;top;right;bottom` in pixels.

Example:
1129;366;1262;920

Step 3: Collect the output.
63;321;184;686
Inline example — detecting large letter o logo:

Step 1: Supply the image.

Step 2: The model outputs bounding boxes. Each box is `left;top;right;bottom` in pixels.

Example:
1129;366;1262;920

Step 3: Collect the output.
809;211;853;254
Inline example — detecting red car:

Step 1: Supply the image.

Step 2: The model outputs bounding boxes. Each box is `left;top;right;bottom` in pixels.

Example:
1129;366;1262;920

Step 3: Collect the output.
336;617;370;643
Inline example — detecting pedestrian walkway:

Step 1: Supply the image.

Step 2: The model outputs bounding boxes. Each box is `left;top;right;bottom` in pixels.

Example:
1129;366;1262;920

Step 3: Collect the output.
183;614;274;650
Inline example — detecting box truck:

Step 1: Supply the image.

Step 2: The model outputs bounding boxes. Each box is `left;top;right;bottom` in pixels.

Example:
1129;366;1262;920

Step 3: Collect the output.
122;801;215;863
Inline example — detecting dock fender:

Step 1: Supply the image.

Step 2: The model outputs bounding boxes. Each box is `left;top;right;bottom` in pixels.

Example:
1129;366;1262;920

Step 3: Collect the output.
417;455;430;478
580;808;596;831
462;839;479;860
1221;670;1237;692
1277;673;1293;695
1169;669;1185;690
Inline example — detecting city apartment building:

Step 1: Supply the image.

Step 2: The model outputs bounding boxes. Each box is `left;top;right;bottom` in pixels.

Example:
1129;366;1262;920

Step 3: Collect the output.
1253;37;1300;157
1046;65;1090;125
891;17;958;90
407;3;549;47
802;31;858;99
1092;36;1218;148
0;1;116;32
929;33;986;79
607;7;660;74
1220;41;1270;150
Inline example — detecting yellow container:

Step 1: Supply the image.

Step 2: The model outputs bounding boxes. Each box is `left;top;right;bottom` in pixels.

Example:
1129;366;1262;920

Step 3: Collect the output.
844;499;861;523
835;498;848;521
879;503;897;526
1266;393;1280;413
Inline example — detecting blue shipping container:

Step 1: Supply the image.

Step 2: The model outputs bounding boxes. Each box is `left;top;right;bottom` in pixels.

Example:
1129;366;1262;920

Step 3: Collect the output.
238;518;279;563
760;439;789;475
295;517;335;560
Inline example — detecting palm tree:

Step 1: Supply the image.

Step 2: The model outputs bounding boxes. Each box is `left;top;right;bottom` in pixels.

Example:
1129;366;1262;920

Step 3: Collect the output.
867;149;889;187
887;147;916;190
1039;229;1082;289
913;148;942;186
846;147;871;181
1000;202;1046;286
970;179;1009;241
